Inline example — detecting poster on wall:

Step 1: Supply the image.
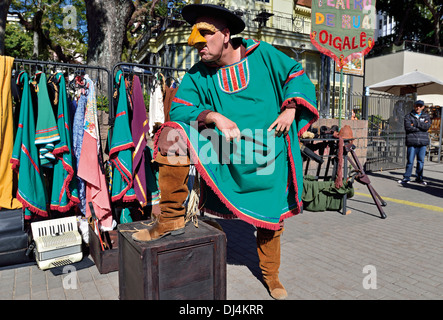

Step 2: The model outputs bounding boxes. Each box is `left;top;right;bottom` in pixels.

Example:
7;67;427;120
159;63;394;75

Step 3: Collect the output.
310;0;377;70
335;54;365;76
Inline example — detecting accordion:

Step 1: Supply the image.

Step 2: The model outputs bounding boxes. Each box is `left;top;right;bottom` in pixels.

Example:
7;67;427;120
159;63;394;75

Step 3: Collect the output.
31;216;83;270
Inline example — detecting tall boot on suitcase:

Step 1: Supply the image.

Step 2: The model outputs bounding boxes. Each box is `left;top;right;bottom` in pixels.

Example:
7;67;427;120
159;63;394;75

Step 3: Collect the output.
132;156;189;242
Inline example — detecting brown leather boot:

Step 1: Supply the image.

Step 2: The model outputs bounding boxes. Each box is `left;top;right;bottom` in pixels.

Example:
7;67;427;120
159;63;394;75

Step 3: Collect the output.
131;214;185;241
132;159;189;242
257;227;288;300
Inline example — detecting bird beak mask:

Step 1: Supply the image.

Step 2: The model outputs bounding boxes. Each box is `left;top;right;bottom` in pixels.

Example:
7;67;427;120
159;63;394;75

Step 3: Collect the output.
187;22;219;47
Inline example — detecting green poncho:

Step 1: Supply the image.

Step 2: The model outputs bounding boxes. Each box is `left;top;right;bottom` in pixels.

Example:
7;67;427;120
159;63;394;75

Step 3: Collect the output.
50;73;79;212
155;39;318;230
110;70;136;203
35;72;60;168
10;71;48;218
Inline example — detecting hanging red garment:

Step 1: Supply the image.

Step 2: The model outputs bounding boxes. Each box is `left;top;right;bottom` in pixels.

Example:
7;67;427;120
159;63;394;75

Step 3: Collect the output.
129;75;149;207
77;77;113;230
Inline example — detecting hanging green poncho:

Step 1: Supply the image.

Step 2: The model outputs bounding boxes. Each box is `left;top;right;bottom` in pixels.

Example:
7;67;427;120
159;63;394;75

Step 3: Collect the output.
34;72;60;168
109;70;136;203
10;71;48;219
50;73;80;212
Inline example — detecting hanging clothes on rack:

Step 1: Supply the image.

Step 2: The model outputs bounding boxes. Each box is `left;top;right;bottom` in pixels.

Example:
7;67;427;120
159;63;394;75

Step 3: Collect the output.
128;74;150;207
72;93;87;215
77;75;113;230
109;70;136;203
50;72;80;212
148;72;165;137
34;72;60;168
0;56;22;210
10;71;48;219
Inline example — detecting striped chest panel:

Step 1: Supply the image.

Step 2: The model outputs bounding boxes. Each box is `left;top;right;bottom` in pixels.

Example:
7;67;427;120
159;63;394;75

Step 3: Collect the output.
217;58;249;94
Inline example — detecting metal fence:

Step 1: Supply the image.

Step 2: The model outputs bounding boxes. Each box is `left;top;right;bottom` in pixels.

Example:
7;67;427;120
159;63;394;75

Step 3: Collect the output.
364;94;414;171
13;59;112;116
12;59;114;159
318;88;414;172
240;8;311;33
11;59;189;127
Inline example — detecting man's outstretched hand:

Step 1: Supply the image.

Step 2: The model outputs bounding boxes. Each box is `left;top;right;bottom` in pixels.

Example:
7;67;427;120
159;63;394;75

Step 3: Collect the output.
206;111;241;142
268;108;296;137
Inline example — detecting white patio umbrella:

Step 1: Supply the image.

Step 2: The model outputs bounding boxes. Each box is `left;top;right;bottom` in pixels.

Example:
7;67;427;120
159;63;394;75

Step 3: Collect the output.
370;71;443;163
368;70;443;95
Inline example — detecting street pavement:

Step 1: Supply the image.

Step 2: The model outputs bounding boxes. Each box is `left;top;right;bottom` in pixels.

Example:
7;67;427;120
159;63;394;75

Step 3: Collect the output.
1;160;442;300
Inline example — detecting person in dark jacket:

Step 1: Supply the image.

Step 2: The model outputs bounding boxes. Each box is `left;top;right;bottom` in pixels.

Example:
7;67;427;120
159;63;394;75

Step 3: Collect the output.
398;100;431;185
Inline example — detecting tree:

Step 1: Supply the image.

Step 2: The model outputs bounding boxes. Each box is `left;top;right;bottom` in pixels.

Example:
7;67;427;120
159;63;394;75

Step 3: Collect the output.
86;0;186;66
122;0;150;62
376;0;442;53
84;0;134;70
422;0;442;51
123;0;187;62
8;0;87;62
0;0;12;55
4;22;33;58
3;0;188;65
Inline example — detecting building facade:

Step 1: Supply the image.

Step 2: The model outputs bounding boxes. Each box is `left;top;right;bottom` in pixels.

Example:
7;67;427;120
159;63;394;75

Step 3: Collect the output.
374;11;396;41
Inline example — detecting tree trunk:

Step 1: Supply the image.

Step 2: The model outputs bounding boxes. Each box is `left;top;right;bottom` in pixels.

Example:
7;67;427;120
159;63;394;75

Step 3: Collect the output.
85;0;134;71
0;0;12;55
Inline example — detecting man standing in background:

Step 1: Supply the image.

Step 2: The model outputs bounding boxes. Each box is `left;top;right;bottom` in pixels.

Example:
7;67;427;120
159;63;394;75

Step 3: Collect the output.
398;100;431;185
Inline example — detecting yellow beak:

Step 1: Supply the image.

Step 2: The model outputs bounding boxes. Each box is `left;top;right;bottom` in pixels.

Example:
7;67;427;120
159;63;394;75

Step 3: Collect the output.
188;25;207;47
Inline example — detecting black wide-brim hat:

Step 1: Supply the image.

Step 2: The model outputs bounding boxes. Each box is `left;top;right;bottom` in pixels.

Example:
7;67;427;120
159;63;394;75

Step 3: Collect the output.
181;4;245;35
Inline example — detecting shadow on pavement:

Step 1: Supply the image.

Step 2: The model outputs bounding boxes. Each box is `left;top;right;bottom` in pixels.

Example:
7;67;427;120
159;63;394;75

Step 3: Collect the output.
204;217;264;284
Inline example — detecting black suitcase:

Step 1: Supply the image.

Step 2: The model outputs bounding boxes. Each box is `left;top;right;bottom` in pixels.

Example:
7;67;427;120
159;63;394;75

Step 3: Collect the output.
118;220;227;300
0;209;33;267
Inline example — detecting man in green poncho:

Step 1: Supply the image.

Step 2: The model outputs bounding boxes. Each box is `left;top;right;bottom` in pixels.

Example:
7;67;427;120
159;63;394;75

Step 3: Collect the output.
132;4;319;299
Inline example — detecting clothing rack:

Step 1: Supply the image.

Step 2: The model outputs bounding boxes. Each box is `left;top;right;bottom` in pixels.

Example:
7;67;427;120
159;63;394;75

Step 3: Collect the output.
12;58;111;164
13;59;113;125
7;58;113;222
13;60;188;127
4;58;188;223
